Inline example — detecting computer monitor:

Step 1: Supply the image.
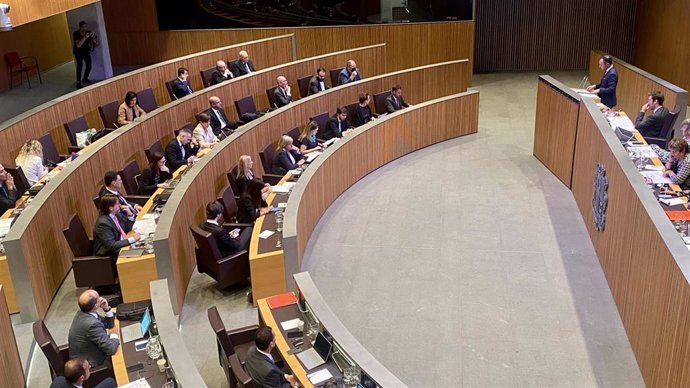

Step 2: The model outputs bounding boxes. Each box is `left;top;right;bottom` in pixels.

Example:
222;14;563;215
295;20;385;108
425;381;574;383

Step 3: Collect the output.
313;332;333;361
139;307;152;335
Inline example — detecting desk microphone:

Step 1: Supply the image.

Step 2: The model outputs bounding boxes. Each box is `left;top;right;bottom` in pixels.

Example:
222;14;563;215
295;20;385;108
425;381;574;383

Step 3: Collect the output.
578;75;589;89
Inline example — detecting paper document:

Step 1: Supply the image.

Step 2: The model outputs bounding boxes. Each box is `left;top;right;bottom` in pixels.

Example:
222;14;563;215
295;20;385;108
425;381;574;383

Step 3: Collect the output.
0;218;13;237
284;182;296;188
277;202;287;209
258;230;275;239
133;219;156;236
119;378;151;388
661;198;686;206
308;369;333;384
610;116;636;133
641;170;674;184
643;165;663;171
306;152;321;162
272;185;290;194
627;145;654;153
288;169;302;176
280;318;301;331
141;213;156;220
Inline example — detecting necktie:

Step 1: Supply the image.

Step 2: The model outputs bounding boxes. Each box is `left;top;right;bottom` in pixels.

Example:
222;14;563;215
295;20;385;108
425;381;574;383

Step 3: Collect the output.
338;120;342;134
395;97;400;109
245;62;251;73
111;215;127;240
215;109;226;128
186;82;192;94
117;193;136;215
180;144;185;159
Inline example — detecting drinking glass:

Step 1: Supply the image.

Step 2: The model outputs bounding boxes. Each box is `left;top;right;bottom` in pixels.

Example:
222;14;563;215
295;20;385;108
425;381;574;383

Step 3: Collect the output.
146;336;162;359
344;366;360;386
307;322;319;341
275;211;284;233
145;234;155;253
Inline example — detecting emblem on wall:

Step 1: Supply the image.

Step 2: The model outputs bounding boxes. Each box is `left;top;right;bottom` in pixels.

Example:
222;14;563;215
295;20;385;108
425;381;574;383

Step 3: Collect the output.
592;163;608;232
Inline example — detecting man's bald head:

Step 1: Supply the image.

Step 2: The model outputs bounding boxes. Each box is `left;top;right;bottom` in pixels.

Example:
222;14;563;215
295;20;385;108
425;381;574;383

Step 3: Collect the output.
216;60;227;69
78;290;99;313
239;50;249;61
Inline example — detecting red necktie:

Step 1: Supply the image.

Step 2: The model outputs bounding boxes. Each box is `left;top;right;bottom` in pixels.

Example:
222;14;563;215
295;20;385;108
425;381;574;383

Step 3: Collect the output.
111;215;127;240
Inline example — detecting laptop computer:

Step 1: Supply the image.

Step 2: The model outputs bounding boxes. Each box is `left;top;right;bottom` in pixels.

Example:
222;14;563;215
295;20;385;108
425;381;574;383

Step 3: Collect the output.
615;126;635;143
296;332;333;371
121;307;152;343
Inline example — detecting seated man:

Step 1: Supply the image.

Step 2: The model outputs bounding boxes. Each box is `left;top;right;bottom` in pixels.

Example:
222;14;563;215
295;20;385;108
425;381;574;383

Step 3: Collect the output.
308;67;329;95
323;106;351;141
50;357;116;388
0;163;18;215
207;96;238;136
211;60;234;85
338;59;361;85
93;194;140;260
274;76;292;108
385;84;410;113
244;326;299;388
650;138;690;189
68;290;120;368
635;91;669;138
99;170;142;215
231;50;255;77
199;201;251;256
165;127;199;171
171;66;193;99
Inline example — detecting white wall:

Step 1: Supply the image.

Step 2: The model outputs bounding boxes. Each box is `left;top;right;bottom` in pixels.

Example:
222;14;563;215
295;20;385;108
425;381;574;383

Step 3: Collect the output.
66;2;113;81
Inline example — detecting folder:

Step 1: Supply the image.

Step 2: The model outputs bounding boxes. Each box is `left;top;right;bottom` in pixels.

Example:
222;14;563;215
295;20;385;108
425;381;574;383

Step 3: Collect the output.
266;292;297;309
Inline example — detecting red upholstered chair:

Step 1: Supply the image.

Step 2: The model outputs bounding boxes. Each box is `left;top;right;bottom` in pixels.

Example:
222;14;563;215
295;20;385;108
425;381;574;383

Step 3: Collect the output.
4;51;42;88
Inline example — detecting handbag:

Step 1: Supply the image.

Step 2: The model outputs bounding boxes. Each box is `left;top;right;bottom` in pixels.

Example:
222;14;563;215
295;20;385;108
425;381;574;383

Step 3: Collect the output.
116;299;152;321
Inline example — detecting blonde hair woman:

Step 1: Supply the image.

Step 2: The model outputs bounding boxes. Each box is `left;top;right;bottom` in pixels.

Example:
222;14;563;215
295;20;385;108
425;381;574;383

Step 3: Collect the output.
297;121;323;154
236;155;271;197
272;135;304;175
15;139;48;185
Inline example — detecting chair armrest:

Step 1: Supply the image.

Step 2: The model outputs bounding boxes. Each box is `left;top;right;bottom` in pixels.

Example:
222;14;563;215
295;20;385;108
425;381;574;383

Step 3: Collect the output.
643;136;666;148
262;174;283;185
218;249;248;265
229;354;252;386
227;324;259;346
86;365;115;388
124;196;150;206
59;344;70;361
222;222;254;229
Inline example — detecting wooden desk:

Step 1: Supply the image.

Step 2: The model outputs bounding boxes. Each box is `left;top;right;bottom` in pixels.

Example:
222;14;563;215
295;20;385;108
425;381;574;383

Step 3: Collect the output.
112;316;170;386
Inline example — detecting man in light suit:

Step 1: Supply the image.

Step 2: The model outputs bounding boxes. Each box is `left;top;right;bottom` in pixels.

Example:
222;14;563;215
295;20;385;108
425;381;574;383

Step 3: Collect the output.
587;55;618;108
0;163;18;215
338;59;361;85
244;326;299;388
199;201;251;257
171;67;193;100
231;50;256;77
636;91;669;138
50;357;116;388
307;68;329;95
384;84;410;114
93;194;140;260
68;290;120;368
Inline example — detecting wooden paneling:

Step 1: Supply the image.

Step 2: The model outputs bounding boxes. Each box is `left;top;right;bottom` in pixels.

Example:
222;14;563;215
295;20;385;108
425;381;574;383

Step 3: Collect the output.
0;12;72;93
0;257;18;313
588;50;688;134
3;44;387;321
474;0;637;72
0;286;25;387
533;76;580;187
570;99;690;388
0;35;294;161
154;59;471;313
633;0;690;98
6;0;98;27
102;0;474;77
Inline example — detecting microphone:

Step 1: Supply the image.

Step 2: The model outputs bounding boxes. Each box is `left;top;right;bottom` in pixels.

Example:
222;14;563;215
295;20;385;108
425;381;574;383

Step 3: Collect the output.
578;75;587;88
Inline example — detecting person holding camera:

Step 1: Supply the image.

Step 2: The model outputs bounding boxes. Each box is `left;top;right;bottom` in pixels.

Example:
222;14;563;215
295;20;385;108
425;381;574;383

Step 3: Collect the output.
338;59;362;85
73;21;98;88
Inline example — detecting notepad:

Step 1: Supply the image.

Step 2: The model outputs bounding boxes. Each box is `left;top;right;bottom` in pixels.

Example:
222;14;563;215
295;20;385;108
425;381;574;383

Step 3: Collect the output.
661;198;686;207
277;202;287;209
120;248;145;257
133;219;156;236
258;230;274;239
308;369;333;385
280;318;302;331
288;169;302;176
272;185;290;194
0;218;13;236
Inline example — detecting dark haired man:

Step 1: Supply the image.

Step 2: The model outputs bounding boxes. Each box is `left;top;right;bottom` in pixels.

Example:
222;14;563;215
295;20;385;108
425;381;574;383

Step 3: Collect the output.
172;67;193;99
0;163;17;215
244;326;300;387
165;127;199;170
73;21;98;87
68;290;120;368
323;106;351;141
636;91;669;138
587;55;618;108
93;193;140;260
99;170;142;215
199;201;251;257
308;68;329;95
50;357;116;388
385;84;410;113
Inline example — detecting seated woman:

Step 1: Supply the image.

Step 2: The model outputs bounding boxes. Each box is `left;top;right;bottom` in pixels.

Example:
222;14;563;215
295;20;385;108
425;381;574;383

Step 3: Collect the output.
297;121;323;154
138;152;173;195
236;179;271;224
93;194;141;261
199;201;251;256
117;91;146;126
681;119;690;143
271;135;304;175
651;138;690;189
193;112;220;149
351;92;377;127
237;155;270;199
14;139;48;185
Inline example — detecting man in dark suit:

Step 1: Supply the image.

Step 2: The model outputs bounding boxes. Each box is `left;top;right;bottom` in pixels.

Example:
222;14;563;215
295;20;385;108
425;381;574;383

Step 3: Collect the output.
636;91;669;138
50;357;116;388
99;170;142;215
384;84;410;113
323;106;351;141
244;326;299;388
207;96;238;136
0;164;18;215
211;60;234;85
165;127;199;171
587;55;618;108
199;201;251;256
171;67;193;100
338;59;361;85
274;76;292;108
308;67;329;95
68;290;120;368
93;194;140;260
231;50;255;77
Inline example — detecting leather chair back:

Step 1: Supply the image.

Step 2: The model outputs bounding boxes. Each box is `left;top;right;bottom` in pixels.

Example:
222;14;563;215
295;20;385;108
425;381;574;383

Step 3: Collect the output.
165;79;178;101
63;213;93;257
329;67;344;86
175;122;193;138
119;160;141;196
4;164;30;197
64;115;89;147
661;106;681;139
190;224;222;273
38;134;62;166
136;87;158;112
266;86;279;108
286;127;300;144
373;91;391;115
227;166;239;195
98;100;120;129
310;112;329;139
297;75;311;98
33;320;65;378
217;183;239;222
200;67;216;87
229;353;255;388
208;306;236;387
259;143;276;174
345;102;360;124
234;96;257;118
145;139;163;163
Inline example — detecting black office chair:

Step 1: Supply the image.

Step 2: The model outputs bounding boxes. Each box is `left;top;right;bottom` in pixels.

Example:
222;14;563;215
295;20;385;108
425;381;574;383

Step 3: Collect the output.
165;79;178;101
38;134;67;165
329;67;344;86
310;112;329;140
373;91;391;115
644;105;681;148
234;96;258;120
136;87;158;112
297;75;312;98
63;115;89;149
4;165;30;196
200;67;216;88
98;100;120;130
266;86;279;109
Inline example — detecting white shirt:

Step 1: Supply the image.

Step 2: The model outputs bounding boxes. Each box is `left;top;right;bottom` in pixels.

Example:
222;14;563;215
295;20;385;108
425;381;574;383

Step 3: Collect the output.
212;108;227;128
257;347;274;363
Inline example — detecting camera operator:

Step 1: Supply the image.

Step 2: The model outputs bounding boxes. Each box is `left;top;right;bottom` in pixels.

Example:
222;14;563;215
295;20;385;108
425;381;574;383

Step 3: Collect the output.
73;21;99;88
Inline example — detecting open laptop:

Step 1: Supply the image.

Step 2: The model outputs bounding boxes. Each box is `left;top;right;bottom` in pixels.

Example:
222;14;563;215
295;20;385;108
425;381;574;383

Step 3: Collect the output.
296;332;333;371
615;126;635;143
121;307;152;343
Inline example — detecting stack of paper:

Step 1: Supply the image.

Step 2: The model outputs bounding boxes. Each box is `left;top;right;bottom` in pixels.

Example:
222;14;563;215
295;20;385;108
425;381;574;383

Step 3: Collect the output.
288;169;302;176
308;369;333;385
119;378;151;388
306;152;321;162
272;185;290;194
280;318;302;330
0;218;13;237
133;219;156;236
641;170;673;184
258;230;275;239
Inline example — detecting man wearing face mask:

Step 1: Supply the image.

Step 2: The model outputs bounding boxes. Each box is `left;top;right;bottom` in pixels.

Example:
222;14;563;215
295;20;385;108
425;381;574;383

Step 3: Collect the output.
308;67;329;95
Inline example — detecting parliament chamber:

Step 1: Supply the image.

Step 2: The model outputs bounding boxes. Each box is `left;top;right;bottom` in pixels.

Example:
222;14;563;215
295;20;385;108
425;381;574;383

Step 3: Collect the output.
1;0;690;387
